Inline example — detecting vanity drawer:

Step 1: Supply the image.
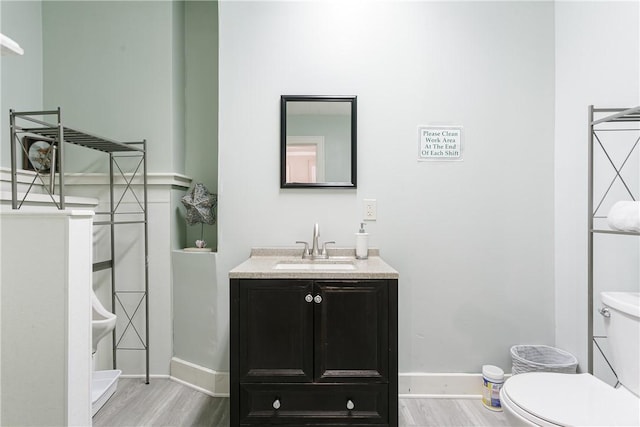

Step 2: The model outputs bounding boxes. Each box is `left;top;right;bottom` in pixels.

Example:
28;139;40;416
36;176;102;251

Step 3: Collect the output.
239;383;388;425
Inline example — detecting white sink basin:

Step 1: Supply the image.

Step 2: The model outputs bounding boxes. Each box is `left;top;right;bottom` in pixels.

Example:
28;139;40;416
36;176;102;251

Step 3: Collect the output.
273;261;356;271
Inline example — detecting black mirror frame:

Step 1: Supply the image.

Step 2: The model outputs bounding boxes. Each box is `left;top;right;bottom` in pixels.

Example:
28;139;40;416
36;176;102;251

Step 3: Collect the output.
280;95;357;189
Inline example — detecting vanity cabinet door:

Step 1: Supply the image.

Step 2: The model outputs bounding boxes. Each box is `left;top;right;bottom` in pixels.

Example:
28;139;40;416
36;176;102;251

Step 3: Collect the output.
314;280;389;383
238;279;314;383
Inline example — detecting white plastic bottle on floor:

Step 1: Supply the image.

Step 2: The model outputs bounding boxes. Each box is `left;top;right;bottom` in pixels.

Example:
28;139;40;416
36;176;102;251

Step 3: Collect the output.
482;365;504;411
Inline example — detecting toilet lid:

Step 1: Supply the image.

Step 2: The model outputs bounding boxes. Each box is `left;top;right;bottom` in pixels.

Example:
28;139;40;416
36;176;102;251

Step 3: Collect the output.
502;373;640;426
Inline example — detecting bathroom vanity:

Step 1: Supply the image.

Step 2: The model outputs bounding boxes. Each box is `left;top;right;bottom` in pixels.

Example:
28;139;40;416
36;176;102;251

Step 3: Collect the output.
229;248;398;426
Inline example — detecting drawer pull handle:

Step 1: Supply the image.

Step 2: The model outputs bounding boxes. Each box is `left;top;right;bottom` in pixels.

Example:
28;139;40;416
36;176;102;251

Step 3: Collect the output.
314;294;322;304
346;399;355;410
305;294;313;303
273;398;281;410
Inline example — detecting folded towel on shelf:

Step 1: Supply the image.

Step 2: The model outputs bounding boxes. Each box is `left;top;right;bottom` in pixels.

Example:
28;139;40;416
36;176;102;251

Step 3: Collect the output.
607;201;640;232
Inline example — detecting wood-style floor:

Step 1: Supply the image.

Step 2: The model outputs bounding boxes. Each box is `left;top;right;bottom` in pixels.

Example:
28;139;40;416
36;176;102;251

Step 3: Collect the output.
92;378;229;427
399;398;509;426
93;378;509;427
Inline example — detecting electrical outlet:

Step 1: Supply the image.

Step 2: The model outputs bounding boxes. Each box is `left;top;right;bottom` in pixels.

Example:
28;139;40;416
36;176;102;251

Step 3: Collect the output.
363;199;377;221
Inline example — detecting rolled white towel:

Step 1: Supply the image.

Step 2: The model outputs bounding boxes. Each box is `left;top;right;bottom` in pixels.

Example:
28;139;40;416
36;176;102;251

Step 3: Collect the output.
607;201;640;232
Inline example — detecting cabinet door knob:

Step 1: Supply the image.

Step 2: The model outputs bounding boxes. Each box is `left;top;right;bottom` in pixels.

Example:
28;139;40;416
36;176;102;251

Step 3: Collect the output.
346;399;355;410
313;294;322;304
305;294;313;303
273;398;281;410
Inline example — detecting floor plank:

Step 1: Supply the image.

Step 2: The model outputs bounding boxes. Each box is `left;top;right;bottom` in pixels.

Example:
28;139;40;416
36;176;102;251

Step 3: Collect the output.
92;378;229;427
94;378;507;426
398;398;509;426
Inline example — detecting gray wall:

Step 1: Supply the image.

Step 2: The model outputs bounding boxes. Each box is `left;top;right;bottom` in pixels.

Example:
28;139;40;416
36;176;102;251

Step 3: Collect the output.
216;1;556;373
184;0;218;249
8;0;635;379
0;1;43;163
1;0;218;249
41;0;185;174
554;1;640;374
1;1;219;376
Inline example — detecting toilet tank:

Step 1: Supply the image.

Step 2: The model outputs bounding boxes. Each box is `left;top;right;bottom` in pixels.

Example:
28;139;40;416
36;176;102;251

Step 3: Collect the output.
601;292;640;397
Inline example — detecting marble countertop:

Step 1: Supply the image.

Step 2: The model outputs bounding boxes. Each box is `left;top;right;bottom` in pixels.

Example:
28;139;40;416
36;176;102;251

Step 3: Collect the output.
229;247;399;279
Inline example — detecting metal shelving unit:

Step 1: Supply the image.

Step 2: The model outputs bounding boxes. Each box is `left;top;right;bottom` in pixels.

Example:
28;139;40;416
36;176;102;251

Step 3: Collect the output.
9;108;150;383
587;105;640;374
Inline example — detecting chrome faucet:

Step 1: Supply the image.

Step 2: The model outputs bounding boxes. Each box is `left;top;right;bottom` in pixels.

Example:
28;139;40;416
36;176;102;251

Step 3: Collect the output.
311;223;321;258
296;223;334;259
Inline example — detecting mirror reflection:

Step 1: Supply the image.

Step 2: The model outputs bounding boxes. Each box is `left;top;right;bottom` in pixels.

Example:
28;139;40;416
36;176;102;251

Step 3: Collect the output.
281;96;357;188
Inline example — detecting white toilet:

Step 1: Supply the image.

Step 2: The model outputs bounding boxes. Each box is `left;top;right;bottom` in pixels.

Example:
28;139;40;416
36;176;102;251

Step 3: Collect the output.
91;289;121;416
91;290;116;355
500;292;640;426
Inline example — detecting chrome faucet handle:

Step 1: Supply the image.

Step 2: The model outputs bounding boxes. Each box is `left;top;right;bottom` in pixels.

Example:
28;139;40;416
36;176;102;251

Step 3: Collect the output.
321;241;335;256
296;241;310;257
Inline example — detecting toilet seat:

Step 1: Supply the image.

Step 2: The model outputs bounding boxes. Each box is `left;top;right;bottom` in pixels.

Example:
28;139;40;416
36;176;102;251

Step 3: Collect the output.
501;373;640;426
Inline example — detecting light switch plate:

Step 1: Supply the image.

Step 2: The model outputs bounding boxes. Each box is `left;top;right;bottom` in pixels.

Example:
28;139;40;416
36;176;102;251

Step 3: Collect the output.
363;199;377;221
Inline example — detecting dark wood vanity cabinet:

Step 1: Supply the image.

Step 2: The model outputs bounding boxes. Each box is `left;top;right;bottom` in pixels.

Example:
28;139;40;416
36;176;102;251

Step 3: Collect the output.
230;278;398;426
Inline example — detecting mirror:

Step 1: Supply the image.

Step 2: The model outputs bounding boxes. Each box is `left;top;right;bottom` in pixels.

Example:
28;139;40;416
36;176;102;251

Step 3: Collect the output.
281;95;357;188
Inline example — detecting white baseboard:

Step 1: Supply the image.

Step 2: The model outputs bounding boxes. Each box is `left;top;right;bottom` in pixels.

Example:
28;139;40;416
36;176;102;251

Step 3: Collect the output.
169;357;229;397
167;361;507;400
119;374;170;379
399;372;510;399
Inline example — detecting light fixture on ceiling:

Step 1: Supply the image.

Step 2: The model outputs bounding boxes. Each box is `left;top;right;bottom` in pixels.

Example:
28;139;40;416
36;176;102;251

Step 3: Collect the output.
1;33;24;56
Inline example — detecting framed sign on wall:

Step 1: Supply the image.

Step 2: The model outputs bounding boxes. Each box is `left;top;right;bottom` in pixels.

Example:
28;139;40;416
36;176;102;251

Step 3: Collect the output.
418;125;463;162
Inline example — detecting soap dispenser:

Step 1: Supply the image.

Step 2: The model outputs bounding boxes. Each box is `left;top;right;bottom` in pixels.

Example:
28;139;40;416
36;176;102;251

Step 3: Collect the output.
355;222;369;260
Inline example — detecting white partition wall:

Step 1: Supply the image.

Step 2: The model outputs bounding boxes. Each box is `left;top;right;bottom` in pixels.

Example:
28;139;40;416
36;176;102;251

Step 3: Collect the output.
63;173;190;377
0;210;93;426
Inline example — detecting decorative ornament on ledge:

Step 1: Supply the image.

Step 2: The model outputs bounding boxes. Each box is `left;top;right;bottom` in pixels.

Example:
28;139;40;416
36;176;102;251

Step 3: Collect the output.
181;183;217;252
